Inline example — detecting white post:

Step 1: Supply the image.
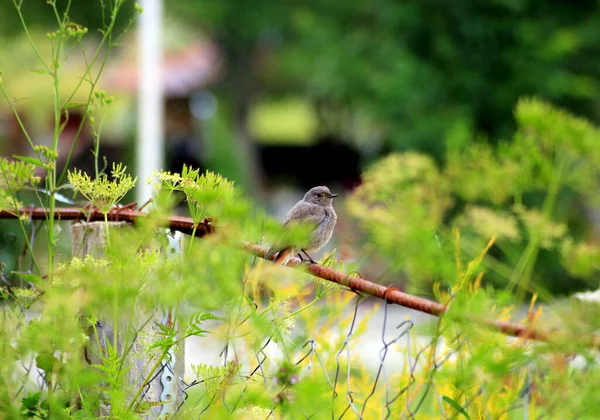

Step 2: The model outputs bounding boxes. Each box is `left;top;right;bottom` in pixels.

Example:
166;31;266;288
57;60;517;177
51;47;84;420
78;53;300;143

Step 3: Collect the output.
136;0;164;205
73;223;185;418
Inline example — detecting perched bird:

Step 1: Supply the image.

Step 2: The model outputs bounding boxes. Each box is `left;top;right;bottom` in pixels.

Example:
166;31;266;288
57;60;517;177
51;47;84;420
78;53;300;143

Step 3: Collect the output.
268;186;338;265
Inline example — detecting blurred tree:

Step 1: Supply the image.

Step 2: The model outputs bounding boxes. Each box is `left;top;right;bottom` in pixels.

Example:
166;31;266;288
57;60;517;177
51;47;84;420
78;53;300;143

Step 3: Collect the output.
0;1;132;38
168;0;297;193
169;0;600;160
5;1;600;171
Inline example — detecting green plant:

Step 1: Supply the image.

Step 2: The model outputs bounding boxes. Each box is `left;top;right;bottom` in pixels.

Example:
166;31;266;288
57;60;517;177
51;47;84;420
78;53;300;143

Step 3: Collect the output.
1;1;600;418
68;162;137;243
349;98;600;299
0;0;140;274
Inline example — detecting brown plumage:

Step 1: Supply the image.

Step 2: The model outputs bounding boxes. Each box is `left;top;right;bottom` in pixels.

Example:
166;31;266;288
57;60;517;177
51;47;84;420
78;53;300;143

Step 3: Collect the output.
268;186;338;265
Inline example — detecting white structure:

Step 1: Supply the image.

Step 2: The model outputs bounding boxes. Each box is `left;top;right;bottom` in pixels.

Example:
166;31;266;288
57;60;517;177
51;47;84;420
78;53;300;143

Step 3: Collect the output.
136;0;164;205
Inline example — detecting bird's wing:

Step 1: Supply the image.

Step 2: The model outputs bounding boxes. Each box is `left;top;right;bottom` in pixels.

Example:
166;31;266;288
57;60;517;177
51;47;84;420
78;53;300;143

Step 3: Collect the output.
267;202;324;261
282;202;325;229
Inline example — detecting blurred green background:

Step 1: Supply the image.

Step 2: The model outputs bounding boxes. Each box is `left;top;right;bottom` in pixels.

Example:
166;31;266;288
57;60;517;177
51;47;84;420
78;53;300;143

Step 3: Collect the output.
1;0;600;298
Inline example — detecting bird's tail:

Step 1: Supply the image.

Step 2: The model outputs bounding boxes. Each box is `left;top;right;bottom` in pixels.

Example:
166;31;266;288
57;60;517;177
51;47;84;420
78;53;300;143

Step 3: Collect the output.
269;247;292;265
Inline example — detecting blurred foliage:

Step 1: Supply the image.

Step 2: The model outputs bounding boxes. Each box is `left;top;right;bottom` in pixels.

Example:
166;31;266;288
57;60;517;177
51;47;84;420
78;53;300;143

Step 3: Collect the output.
0;1;133;39
1;2;600;418
0;157;40;212
3;92;600;419
169;0;600;158
2;169;600;417
348;98;600;297
248;98;317;144
5;1;600;159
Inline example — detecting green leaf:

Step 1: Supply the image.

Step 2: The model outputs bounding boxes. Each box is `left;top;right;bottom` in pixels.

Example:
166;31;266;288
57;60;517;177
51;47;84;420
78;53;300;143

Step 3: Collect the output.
35;353;59;374
21;392;41;411
12;272;44;285
321;248;337;266
134;400;164;414
64;102;87;109
185;311;223;337
442;396;471;420
191;311;223;323
13;155;44;167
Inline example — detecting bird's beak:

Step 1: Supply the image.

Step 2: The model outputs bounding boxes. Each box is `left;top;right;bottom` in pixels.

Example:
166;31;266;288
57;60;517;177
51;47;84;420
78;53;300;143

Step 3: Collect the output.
329;193;339;198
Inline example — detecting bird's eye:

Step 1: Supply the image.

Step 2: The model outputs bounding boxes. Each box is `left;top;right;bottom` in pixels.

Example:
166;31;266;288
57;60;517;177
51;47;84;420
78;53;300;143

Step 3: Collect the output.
317;193;323;198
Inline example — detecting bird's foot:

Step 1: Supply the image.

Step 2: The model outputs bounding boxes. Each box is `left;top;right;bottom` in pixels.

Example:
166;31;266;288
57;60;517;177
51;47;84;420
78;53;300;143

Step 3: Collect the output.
300;250;318;264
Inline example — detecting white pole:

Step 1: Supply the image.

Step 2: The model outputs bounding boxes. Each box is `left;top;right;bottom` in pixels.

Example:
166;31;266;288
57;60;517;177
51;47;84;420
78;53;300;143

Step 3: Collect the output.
136;0;164;205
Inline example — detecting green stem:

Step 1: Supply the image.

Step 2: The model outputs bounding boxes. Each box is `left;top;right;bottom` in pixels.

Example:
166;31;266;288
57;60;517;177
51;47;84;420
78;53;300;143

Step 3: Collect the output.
46;35;64;276
92;114;107;179
104;212;111;246
12;6;57;279
463;242;553;301
60;0;119;109
0;85;37;152
508;162;563;299
13;1;51;72
56;112;87;185
49;0;63;25
127;348;170;412
0;166;41;275
128;327;194;409
281;298;318;321
188;223;199;254
57;1;123;186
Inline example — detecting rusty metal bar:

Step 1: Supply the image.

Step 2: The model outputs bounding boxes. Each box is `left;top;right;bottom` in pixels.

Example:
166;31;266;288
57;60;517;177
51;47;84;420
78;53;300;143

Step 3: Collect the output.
244;243;446;316
2;206;598;346
0;206;213;237
243;243;558;342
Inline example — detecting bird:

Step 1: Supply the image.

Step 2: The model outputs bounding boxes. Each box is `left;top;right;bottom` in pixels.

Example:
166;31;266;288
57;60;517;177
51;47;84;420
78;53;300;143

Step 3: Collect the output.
267;186;338;265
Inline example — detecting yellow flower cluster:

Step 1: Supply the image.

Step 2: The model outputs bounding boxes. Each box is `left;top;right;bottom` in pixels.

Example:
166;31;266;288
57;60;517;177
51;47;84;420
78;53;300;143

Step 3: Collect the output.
68;162;137;214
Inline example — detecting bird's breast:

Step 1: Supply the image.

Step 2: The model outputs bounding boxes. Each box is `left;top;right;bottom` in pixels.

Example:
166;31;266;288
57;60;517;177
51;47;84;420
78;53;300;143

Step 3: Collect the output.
324;207;337;221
